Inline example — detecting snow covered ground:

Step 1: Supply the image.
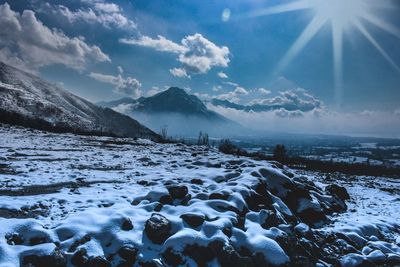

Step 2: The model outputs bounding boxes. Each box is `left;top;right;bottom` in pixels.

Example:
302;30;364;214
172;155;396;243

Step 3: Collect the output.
0;125;399;266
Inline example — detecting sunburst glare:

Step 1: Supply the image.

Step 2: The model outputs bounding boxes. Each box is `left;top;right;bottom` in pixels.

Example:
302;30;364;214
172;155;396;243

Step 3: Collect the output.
244;0;400;105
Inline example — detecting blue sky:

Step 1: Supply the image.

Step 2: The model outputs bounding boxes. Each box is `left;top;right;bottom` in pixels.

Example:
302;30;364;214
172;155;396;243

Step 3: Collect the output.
1;0;399;136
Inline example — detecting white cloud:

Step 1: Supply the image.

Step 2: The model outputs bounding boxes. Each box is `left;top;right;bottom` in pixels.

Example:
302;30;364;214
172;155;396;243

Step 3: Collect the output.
41;2;136;30
248;88;321;112
169;67;190;78
120;33;230;77
112;103;135;114
223;81;239;87
217;71;228;79
89;72;141;98
258;88;271;95
212;85;222;92
208;105;400;138
215;86;249;103
120;35;186;53
395;109;400;116
147;86;163;96
0;3;110;72
117;66;124;74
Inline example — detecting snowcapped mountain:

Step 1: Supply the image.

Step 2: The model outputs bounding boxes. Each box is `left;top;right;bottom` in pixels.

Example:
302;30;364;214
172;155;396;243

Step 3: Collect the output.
98;87;244;137
0;62;159;140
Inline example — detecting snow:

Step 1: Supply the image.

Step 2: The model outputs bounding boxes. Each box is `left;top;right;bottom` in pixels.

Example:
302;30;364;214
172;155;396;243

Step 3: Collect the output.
0;125;399;266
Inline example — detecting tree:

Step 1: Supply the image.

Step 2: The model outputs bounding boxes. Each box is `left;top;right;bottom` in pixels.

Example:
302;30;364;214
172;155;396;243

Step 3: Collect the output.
273;144;287;162
160;126;168;140
197;131;209;146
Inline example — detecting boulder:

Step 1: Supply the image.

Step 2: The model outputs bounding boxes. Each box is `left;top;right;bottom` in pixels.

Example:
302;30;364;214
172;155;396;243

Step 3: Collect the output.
144;213;172;245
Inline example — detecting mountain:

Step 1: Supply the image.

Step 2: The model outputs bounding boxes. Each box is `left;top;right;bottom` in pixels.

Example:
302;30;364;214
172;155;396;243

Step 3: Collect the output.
211;98;317;112
98;87;243;137
0;62;159;140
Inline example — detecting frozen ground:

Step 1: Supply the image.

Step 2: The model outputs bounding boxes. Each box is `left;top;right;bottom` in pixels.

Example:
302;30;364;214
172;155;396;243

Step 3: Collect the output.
0;125;399;266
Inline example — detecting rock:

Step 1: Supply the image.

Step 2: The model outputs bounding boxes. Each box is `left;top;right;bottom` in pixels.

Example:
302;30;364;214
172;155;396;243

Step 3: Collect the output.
245;190;273;212
167;185;188;199
366;250;385;264
260;209;281;229
294;223;311;236
121;218;133;231
5;232;24;245
181;213;205;228
217;245;252;267
159;194;173;205
86;256;111;267
209;192;228;200
71;248;89;266
190;178;203;185
340;253;374;267
140;259;165;267
183;244;215;266
22;250;66;267
29;235;50;245
222;227;232;238
162;247;184;266
118;245;138;262
144;213;172;245
326;184;350;200
387;253;400;265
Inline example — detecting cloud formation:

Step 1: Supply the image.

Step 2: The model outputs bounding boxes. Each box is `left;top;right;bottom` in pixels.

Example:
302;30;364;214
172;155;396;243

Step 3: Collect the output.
208;105;400;138
120;33;230;77
0;3;110;73
169;67;190;78
215;86;249;103
217;71;228;79
89;72;141;98
40;1;136;30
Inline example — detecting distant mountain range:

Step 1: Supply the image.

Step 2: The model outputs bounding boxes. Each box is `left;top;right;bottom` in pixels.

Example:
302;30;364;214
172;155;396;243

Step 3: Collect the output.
0;62;159;140
98;87;244;137
211;98;317;112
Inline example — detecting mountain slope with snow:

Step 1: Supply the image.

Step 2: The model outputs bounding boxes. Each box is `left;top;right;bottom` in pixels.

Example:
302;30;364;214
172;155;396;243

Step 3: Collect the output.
0;62;159;140
98;87;245;137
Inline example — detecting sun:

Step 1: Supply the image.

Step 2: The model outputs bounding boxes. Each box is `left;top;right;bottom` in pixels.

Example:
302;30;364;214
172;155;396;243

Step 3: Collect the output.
242;0;400;105
313;0;366;27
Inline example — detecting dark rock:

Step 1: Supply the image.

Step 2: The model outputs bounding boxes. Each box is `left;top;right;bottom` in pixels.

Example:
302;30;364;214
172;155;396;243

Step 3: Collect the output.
121;218;134;231
222;227;232;238
22;250;66;267
68;234;91;252
154;203;163;212
181;213;205;228
217;245;252;267
159;195;173;205
5;232;24;245
326;184;350;200
29;235;49;246
86;256;111;267
245;190;273;212
167;185;188;199
144;213;172;245
190;178;203;185
261;209;281;229
183;244;214;266
140;260;165;267
209;192;228;200
162;247;184;266
71;248;89;266
118;245;138;262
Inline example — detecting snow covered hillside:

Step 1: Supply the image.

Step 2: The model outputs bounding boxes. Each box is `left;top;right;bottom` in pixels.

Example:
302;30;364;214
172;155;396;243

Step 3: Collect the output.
0;62;158;140
0;125;399;267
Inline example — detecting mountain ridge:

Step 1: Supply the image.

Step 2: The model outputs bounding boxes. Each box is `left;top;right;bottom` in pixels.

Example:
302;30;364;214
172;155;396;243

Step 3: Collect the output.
0;62;159;140
97;87;244;137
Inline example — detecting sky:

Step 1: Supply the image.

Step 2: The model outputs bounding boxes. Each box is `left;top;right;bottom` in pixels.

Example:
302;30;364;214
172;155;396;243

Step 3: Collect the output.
0;0;399;136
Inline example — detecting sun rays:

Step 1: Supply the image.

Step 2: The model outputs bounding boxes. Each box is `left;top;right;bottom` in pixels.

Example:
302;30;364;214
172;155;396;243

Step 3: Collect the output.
242;0;400;105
